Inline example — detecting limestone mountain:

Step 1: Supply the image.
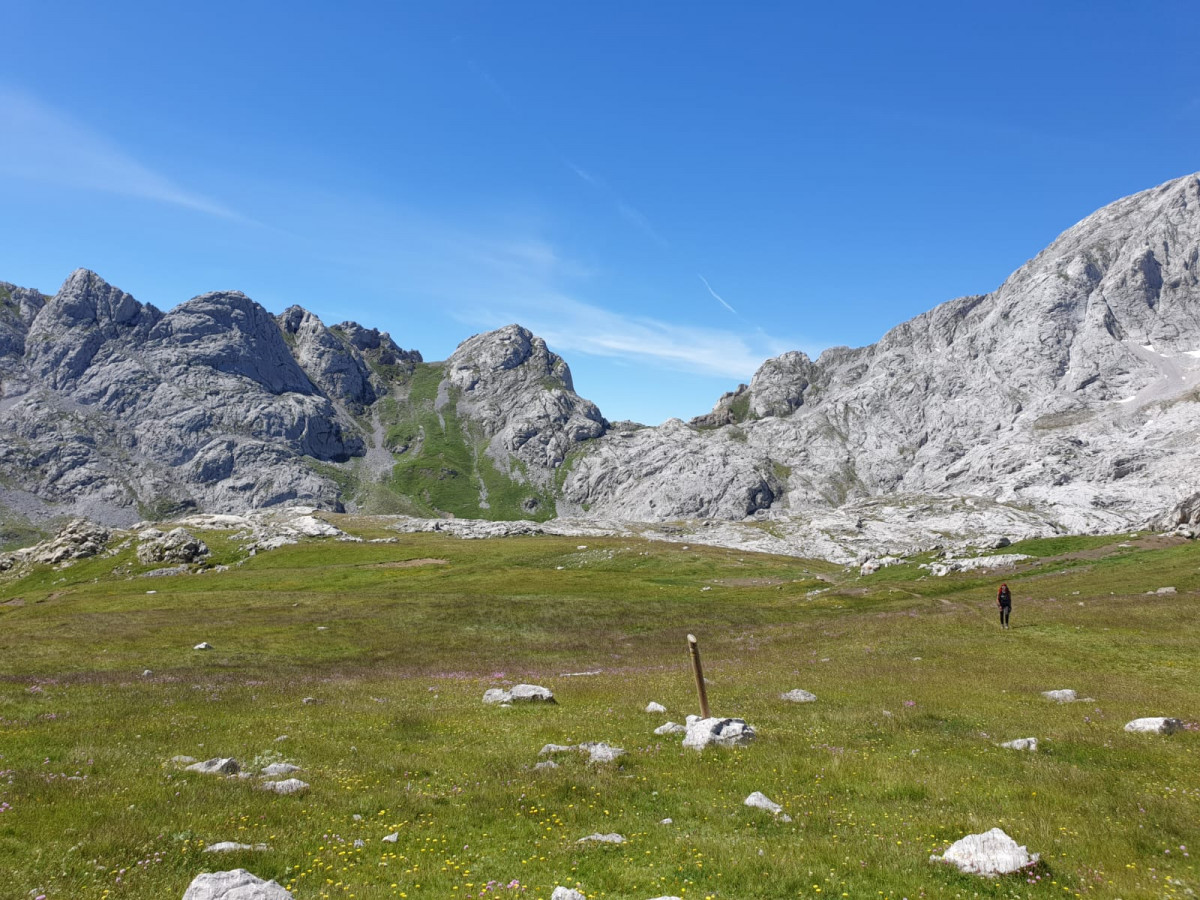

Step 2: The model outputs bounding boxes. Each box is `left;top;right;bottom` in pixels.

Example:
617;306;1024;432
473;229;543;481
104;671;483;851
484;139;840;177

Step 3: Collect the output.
560;172;1200;531
3;172;1200;548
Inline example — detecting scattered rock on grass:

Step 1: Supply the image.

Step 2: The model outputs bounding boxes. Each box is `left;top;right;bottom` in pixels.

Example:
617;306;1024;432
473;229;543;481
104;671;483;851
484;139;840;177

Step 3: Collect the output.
645;701;667;713
534;760;559;771
185;758;240;776
382;833;399;843
1041;689;1077;703
1124;717;1183;734
181;868;293;899
168;755;198;767
260;778;309;795
260;763;300;777
999;738;1038;751
483;684;555;704
780;689;817;703
654;722;687;735
577;833;626;844
203;842;271;853
539;743;575;756
931;828;1039;875
682;716;756;750
579;741;625;764
194;642;213;651
551;889;585;900
744;791;792;821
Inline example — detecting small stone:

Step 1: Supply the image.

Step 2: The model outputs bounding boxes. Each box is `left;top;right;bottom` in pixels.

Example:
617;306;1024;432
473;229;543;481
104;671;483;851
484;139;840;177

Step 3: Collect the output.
509;683;555;703
999;737;1038;751
654;721;687;735
539;743;575;756
260;778;309;795
260;763;300;777
141;669;153;677
382;832;399;842
577;832;626;844
659;818;673;825
482;688;511;704
534;760;559;770
1041;689;1077;703
301;697;318;705
181;868;294;899
1124;717;1184;734
931;827;1039;875
194;642;213;651
203;842;271;853
168;755;198;767
744;791;783;815
1156;586;1177;595
780;689;817;703
550;889;586;900
645;701;667;713
579;741;625;764
185;757;240;776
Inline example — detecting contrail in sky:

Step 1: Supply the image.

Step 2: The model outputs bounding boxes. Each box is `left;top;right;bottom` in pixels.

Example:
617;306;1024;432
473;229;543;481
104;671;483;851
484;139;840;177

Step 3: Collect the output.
697;274;737;315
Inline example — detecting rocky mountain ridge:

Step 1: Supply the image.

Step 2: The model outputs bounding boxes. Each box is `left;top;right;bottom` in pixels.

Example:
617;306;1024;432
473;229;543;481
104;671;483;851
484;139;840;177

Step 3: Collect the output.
3;172;1200;556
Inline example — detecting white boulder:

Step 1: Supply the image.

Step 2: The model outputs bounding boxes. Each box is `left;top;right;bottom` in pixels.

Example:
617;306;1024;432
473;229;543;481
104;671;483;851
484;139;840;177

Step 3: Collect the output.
999;737;1038;751
744;791;792;821
645;701;667;713
1124;717;1184;734
780;689;817;703
931;828;1039;875
186;758;240;776
550;889;586;900
194;642;213;651
260;778;308;795
577;833;625;844
483;684;555;704
1041;689;1077;703
181;868;294;899
682;716;756;750
578;742;625;764
259;763;300;777
203;843;270;853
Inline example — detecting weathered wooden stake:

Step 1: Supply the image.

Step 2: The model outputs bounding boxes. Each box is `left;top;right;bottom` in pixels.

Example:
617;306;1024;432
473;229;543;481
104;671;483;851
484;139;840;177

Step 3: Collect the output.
687;633;711;718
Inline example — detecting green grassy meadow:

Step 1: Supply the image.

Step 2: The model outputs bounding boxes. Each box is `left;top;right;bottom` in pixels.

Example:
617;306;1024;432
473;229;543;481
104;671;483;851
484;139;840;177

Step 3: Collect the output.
0;521;1197;900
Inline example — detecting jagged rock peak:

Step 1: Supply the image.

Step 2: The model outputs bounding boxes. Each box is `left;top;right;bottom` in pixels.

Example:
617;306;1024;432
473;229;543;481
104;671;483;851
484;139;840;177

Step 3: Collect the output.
443;324;606;478
448;324;575;392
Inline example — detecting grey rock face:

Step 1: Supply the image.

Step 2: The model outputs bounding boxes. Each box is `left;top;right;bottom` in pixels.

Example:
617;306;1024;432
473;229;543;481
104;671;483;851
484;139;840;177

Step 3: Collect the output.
561;174;1200;530
443;325;606;481
682;716;757;750
0;269;424;526
186;757;240;775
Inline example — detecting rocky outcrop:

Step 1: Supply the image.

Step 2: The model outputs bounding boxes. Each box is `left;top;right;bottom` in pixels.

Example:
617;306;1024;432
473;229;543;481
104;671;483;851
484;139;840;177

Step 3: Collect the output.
0;270;421;525
443;325;606;481
4;174;1200;543
562;173;1200;529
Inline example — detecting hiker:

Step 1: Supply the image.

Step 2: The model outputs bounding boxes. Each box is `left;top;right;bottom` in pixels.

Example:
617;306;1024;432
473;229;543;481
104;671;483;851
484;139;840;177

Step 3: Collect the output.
997;582;1012;629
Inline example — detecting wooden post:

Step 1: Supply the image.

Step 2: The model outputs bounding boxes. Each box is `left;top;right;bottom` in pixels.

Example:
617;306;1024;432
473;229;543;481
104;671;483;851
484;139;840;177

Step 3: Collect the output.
687;633;711;718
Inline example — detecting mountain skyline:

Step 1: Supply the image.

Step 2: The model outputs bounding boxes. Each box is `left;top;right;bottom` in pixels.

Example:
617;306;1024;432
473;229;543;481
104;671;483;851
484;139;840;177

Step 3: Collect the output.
3;2;1200;423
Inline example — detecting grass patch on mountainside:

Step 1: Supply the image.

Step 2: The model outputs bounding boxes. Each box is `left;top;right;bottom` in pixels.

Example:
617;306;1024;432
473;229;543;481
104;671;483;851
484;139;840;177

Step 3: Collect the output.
0;526;1196;899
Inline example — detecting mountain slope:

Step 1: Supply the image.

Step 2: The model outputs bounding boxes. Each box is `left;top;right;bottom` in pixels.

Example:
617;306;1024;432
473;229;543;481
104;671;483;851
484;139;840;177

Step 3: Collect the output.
3;173;1200;543
561;173;1200;529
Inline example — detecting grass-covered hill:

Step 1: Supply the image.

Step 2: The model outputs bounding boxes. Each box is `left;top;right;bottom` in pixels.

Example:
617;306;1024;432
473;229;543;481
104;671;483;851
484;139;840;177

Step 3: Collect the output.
0;518;1196;899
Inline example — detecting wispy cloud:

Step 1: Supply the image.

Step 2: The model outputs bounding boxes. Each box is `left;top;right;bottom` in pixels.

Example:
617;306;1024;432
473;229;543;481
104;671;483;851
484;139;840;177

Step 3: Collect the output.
0;85;240;219
564;157;668;247
697;273;737;315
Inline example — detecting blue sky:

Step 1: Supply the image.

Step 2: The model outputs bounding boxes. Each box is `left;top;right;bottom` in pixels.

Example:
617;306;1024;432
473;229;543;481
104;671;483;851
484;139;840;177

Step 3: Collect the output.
2;1;1198;424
